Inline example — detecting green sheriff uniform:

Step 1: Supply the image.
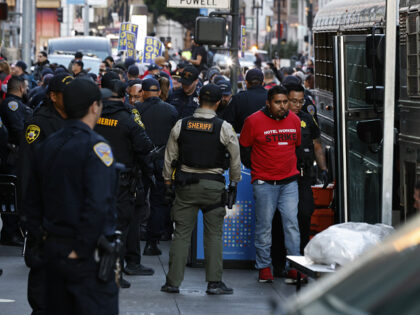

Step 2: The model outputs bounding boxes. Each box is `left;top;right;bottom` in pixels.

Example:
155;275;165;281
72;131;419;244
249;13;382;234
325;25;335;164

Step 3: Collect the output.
162;84;241;294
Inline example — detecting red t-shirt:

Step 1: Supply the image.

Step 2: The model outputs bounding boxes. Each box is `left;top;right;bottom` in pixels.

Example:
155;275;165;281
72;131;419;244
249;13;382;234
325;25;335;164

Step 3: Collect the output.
240;110;301;182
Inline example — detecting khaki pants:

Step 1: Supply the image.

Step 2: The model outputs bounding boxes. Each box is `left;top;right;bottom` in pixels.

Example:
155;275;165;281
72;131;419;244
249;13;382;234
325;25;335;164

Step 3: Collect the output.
166;179;226;287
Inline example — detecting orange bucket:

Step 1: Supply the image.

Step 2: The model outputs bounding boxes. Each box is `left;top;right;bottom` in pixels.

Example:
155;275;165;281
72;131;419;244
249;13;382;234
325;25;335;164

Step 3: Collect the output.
311;182;335;207
310;208;334;233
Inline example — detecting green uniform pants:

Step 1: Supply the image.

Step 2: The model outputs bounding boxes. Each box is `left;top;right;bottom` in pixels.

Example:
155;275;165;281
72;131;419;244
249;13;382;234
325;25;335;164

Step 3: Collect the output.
166;179;226;287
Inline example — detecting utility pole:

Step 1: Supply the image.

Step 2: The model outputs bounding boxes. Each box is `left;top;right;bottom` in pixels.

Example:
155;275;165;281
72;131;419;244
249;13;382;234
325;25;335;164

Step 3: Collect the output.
84;1;89;36
22;0;32;67
252;0;262;48
231;0;240;94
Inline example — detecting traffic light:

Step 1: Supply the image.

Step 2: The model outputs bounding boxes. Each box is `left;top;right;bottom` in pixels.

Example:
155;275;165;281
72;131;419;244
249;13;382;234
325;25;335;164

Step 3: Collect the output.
0;3;8;21
195;17;226;46
57;8;63;23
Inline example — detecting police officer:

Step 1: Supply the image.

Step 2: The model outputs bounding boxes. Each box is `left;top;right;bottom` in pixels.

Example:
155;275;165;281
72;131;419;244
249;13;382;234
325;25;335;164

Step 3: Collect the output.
0;75;32;246
94;72;155;288
223;68;267;132
283;75;318;121
287;83;328;252
168;65;201;119
24;79;119;314
161;84;241;294
19;73;74;315
135;78;178;255
0;116;8;172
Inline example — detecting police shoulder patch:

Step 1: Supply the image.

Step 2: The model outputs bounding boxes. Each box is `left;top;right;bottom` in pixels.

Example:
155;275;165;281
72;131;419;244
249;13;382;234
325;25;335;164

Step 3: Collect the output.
25;124;41;144
301;120;307;128
8;101;19;112
307;105;315;116
93;142;114;167
133;113;145;129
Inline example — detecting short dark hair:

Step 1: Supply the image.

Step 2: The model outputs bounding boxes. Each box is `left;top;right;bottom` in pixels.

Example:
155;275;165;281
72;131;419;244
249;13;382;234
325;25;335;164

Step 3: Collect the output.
7;75;25;94
285;83;304;95
39;51;47;58
267;85;288;102
248;79;262;87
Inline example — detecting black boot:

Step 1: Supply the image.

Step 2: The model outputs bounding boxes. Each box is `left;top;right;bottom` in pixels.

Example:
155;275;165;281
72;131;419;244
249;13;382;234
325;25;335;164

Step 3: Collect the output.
124;264;155;276
206;281;233;295
119;273;131;289
143;240;162;256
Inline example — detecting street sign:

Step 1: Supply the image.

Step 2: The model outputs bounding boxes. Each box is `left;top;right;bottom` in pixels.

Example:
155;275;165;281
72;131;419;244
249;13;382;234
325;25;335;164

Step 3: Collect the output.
167;0;230;10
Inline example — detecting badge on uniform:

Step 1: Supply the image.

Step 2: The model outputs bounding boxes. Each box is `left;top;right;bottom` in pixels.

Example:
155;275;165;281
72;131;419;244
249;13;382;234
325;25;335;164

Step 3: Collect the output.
93;142;114;167
301;120;307;128
307;105;315;116
25;124;41;144
131;108;145;129
8;101;19;112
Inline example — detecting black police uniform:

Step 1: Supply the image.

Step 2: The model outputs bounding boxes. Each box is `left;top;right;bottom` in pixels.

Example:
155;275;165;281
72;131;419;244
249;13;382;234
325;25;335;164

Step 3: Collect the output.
136;96;178;244
302;90;318;121
25;120;119;315
0;93;33;146
0;94;32;245
167;87;200;119
222;85;267;132
19;100;66;315
296;110;320;251
94;99;154;269
0;117;8;171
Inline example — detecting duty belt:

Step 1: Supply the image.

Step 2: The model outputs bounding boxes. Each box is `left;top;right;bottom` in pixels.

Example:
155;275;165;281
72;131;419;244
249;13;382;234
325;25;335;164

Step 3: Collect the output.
193;173;225;184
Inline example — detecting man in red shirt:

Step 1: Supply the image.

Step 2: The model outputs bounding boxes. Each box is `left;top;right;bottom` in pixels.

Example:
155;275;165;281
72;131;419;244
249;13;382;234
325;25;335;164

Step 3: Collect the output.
240;85;301;283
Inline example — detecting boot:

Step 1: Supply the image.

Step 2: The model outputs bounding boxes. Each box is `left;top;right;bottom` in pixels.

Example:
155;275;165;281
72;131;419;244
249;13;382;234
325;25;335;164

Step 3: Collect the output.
143;240;162;256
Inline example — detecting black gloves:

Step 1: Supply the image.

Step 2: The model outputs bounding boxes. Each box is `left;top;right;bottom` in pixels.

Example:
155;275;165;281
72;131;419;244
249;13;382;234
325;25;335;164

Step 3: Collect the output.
227;182;238;209
320;170;329;189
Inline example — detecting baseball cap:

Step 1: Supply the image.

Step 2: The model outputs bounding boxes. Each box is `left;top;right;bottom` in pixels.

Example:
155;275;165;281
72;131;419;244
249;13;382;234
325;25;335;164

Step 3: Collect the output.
101;72;120;90
282;75;302;86
179;65;199;86
128;64;139;77
217;80;232;95
245;68;264;83
124;57;135;69
199;83;222;102
48;73;74;93
73;60;84;69
41;68;54;78
148;63;161;71
15;61;27;72
63;79;110;118
142;78;160;91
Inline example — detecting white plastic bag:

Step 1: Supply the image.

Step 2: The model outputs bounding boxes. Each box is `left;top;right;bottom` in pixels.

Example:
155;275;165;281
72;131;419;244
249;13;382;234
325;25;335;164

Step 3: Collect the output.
304;222;394;266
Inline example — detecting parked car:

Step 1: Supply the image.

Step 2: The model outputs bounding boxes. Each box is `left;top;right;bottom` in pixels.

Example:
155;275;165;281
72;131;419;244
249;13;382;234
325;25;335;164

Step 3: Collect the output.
48;36;112;60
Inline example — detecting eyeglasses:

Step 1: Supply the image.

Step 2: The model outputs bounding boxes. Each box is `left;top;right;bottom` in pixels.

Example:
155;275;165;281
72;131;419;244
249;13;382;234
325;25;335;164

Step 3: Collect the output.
288;98;305;105
273;100;289;105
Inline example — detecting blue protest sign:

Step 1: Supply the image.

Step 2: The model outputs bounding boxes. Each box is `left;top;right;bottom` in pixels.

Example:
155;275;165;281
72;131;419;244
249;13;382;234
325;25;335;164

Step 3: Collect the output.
126;31;136;59
142;37;163;64
118;23;139;52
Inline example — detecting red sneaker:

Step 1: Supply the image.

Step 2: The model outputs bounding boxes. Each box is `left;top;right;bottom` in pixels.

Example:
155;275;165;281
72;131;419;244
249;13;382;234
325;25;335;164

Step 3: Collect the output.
285;269;308;284
258;267;274;283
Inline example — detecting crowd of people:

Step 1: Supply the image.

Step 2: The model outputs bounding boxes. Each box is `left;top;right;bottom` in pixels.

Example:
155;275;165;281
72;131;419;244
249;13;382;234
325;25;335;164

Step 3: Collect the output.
0;47;327;314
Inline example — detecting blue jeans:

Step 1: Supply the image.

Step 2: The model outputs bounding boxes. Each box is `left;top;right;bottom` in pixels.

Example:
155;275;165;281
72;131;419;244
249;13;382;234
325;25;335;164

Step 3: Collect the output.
253;180;300;269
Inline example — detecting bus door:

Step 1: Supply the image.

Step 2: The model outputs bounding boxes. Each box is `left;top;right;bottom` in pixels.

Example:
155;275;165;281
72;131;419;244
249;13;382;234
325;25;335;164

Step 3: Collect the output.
334;34;385;223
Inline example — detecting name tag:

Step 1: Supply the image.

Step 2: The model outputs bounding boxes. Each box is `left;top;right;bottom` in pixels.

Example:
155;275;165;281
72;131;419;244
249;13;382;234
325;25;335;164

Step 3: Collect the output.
185;120;214;132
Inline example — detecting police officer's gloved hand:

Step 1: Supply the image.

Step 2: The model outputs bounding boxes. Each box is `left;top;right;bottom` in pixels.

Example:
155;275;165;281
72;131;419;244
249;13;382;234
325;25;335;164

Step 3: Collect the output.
164;183;175;205
227;182;238;209
320;170;329;189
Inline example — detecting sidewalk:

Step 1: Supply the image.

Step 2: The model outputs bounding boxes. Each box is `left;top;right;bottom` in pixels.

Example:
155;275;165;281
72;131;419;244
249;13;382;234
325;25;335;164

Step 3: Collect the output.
0;242;297;315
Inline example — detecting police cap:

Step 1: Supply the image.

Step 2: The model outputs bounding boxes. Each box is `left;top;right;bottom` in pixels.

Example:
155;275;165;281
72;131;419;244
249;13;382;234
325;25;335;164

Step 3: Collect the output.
216;80;231;95
63;80;110;117
199;83;222;102
245;68;264;83
179;65;199;86
48;73;74;93
142;78;160;91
